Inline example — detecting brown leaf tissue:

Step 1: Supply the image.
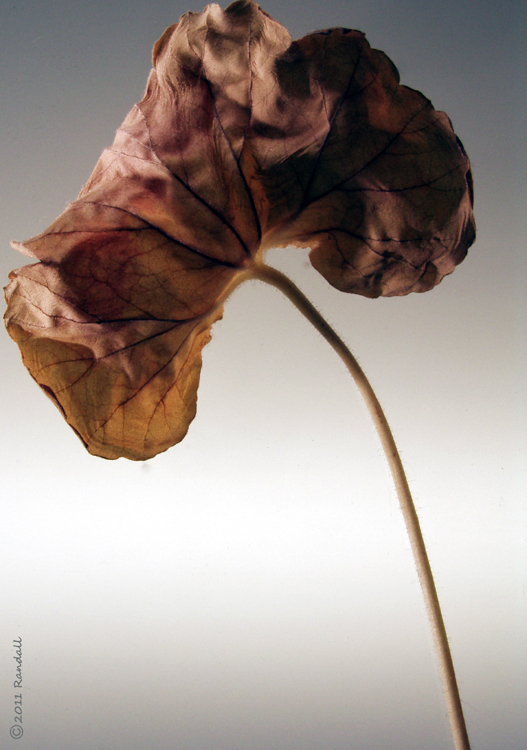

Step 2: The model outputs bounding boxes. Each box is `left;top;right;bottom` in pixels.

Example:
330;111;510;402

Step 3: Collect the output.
4;1;475;461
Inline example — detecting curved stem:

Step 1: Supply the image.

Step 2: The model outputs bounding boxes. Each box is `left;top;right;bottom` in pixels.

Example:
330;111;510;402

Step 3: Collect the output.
250;262;471;750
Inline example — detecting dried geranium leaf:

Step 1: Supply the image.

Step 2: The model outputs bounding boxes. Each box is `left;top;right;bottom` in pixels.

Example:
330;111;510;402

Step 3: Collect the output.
4;0;475;460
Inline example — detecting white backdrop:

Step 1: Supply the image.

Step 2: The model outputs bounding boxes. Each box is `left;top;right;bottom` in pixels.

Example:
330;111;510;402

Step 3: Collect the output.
1;1;525;748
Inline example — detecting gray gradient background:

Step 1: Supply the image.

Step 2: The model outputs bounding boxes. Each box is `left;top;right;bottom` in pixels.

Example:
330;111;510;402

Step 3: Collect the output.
1;1;525;748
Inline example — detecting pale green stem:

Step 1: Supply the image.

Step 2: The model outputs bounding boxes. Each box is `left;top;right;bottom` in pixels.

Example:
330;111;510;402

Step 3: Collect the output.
248;262;471;750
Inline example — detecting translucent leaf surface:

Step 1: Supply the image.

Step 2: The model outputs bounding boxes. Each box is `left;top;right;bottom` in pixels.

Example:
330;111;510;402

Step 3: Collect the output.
4;0;475;459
